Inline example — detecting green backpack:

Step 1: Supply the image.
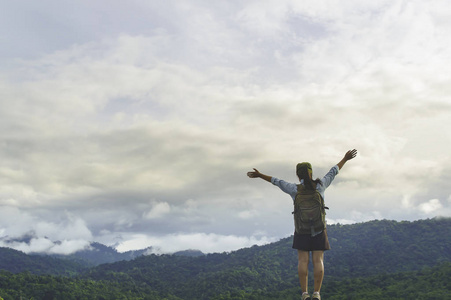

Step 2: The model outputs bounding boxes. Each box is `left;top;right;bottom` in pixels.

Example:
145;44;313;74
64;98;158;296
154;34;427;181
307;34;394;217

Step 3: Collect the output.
292;184;328;235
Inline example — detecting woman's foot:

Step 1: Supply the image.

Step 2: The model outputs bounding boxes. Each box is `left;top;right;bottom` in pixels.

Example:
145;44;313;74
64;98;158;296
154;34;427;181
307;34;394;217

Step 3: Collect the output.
301;292;311;300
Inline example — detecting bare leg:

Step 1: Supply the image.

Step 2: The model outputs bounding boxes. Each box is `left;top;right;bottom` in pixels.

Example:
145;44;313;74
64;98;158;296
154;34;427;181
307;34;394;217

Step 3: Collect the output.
312;250;324;293
297;250;310;293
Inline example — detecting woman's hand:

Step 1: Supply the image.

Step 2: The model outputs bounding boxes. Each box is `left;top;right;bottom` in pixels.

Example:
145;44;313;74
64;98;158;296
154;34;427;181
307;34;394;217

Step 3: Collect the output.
247;168;261;178
247;168;272;182
337;149;357;170
344;149;358;161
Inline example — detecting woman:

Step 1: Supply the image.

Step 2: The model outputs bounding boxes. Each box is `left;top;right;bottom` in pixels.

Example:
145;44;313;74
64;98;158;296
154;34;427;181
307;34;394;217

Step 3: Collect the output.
247;149;357;300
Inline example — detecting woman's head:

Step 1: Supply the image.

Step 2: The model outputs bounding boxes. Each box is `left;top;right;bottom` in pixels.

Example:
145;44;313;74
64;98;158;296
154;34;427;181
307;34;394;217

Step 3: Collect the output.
296;162;320;190
296;162;312;180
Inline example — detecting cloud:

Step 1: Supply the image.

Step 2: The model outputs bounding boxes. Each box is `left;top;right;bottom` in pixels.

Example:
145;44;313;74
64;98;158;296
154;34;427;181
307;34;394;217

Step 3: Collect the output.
0;207;92;254
0;1;450;254
115;232;277;254
418;199;443;215
144;202;171;219
238;210;259;220
1;237;91;255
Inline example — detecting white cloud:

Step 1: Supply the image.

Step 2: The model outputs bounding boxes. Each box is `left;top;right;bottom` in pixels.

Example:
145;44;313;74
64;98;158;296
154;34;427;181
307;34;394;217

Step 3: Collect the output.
0;0;450;254
144;202;171;219
327;218;356;225
115;232;277;254
8;238;55;254
238;210;259;219
418;199;443;215
327;210;383;225
48;239;91;255
1;237;91;255
0;207;92;254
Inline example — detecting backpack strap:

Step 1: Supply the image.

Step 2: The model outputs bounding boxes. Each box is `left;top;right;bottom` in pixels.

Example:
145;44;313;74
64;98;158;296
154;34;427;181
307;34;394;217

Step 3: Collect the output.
297;184;329;211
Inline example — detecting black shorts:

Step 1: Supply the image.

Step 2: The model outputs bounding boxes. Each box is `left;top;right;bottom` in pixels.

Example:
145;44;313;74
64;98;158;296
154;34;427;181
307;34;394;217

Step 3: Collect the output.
292;228;330;251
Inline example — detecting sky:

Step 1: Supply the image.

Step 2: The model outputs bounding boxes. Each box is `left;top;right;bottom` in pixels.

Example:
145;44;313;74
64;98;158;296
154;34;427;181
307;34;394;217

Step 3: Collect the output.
0;0;450;255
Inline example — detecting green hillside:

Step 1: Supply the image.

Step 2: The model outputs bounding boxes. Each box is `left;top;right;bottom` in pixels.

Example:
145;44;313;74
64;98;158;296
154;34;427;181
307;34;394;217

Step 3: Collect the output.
211;262;451;300
82;218;450;299
325;218;450;277
0;218;449;299
0;247;88;276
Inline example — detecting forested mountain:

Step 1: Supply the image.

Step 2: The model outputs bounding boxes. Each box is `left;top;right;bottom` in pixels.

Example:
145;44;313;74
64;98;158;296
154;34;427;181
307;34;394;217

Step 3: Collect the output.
0;218;449;299
83;218;450;299
50;242;203;267
324;218;450;277
0;262;448;299
50;242;154;266
0;247;87;276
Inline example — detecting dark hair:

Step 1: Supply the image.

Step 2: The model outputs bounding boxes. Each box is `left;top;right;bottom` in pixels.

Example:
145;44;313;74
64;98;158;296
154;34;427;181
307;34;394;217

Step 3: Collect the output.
297;167;322;190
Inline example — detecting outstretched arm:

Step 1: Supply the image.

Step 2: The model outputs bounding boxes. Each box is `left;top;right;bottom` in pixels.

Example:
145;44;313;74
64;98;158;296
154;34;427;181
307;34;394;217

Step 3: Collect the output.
247;168;272;183
337;149;358;170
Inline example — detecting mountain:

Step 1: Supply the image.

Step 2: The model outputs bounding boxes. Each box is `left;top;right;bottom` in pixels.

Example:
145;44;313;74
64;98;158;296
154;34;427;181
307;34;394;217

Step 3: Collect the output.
324;217;450;278
83;218;451;299
0;247;87;276
0;262;449;299
51;243;204;266
173;249;205;257
0;218;449;299
0;242;205;275
50;242;153;266
226;262;451;300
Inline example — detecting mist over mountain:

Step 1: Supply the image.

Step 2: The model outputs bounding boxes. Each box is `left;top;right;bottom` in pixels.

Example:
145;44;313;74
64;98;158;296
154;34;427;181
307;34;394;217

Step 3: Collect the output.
0;218;449;299
49;242;205;266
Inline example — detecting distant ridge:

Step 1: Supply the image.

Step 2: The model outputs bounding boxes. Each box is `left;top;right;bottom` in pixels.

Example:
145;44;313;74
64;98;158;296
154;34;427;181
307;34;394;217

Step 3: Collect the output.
49;242;153;266
173;249;205;257
82;218;450;300
0;247;87;276
0;218;449;299
0;241;206;271
51;243;204;265
0;218;449;274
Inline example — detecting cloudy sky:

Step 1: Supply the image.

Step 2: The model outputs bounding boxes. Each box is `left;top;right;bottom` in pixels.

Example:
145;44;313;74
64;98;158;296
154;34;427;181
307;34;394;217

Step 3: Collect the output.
0;0;450;255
